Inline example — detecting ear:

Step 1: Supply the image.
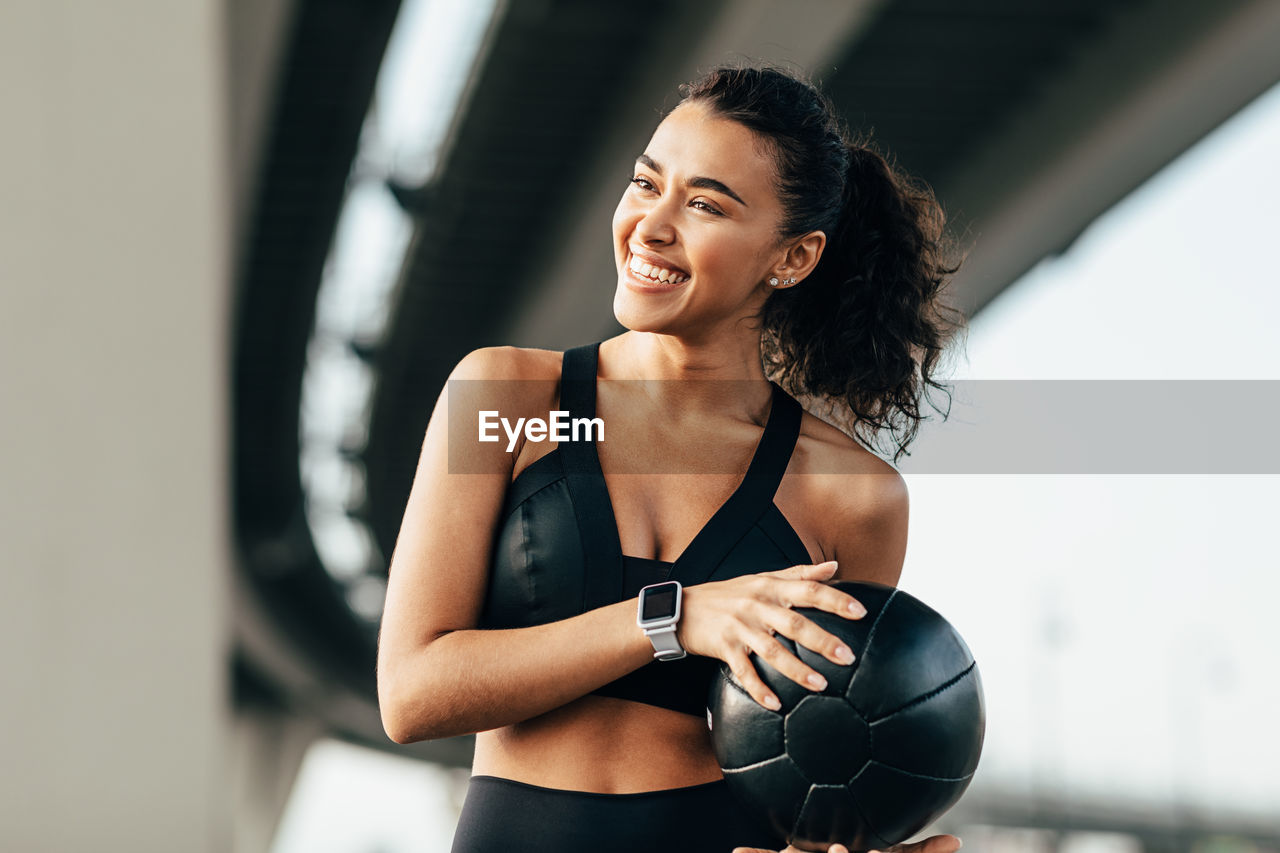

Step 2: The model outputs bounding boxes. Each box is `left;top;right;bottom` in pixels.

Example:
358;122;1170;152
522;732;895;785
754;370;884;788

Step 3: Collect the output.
772;230;826;287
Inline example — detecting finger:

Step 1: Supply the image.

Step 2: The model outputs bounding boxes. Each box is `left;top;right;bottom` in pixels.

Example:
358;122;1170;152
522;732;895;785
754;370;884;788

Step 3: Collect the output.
766;602;858;666
764;605;855;668
769;559;838;581
726;645;782;711
828;846;850;853
779;576;867;620
731;848;773;853
746;628;830;692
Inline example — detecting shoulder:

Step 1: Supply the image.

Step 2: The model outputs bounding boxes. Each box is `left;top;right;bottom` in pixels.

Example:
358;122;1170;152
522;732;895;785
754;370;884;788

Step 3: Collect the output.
445;345;563;411
790;409;909;587
448;344;563;383
444;345;572;465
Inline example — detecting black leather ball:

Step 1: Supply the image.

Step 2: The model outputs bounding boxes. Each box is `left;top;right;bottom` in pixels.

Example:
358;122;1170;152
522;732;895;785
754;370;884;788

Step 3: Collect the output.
707;581;985;852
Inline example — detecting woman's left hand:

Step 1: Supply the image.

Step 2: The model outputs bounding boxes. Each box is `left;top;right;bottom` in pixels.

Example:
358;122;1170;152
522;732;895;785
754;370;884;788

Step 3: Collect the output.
733;833;961;853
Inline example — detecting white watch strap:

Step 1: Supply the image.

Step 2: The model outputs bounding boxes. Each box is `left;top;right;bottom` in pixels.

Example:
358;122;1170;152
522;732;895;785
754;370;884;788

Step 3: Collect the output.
645;625;686;661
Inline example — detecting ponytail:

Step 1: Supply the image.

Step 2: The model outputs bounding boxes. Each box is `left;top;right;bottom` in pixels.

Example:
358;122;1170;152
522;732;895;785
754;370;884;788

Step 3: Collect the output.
681;66;965;463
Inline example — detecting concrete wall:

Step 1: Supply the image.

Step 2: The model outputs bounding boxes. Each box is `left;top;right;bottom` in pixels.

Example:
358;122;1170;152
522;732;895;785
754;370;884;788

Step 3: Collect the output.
0;1;232;849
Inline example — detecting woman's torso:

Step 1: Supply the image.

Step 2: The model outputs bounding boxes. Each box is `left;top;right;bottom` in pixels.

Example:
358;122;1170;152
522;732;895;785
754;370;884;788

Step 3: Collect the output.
471;338;830;793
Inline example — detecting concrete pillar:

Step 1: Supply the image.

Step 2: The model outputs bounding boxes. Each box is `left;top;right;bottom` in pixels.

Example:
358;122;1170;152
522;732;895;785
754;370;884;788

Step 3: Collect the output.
0;1;232;850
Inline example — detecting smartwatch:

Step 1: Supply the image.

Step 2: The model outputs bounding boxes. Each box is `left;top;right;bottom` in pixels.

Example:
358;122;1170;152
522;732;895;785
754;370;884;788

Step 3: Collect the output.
637;580;686;661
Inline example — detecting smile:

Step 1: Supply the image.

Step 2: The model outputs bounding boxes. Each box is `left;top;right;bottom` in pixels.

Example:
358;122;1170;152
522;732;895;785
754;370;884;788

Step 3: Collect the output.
627;253;689;285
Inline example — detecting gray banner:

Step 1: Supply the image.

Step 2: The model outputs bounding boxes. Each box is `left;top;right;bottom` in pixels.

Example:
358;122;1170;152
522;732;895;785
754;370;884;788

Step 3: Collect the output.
446;379;1280;474
898;380;1280;474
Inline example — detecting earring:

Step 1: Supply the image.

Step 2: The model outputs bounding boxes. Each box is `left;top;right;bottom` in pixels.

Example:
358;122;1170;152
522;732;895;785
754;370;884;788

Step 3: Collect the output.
768;277;780;287
785;277;797;285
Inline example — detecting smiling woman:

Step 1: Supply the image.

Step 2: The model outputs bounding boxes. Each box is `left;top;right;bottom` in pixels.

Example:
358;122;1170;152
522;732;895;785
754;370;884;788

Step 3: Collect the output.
614;103;801;337
376;65;965;853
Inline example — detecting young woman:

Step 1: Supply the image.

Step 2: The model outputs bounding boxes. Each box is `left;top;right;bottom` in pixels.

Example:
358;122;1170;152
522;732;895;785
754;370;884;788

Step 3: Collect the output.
377;66;964;853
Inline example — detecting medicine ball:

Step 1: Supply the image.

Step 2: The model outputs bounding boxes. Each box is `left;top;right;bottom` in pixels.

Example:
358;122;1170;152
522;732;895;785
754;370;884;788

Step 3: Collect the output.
707;581;985;852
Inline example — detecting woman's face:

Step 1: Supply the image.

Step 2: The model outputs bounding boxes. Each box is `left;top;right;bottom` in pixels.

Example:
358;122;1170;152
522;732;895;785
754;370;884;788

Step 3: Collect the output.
611;101;788;338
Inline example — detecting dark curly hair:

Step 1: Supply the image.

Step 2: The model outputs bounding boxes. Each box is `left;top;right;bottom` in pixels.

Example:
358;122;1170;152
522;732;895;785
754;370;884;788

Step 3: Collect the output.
678;66;965;463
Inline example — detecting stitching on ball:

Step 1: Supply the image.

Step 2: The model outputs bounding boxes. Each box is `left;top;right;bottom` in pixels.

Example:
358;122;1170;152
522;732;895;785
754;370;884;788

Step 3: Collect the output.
790;783;821;839
869;661;977;724
719;668;762;704
859;588;898;666
866;759;976;783
845;789;892;850
721;754;796;775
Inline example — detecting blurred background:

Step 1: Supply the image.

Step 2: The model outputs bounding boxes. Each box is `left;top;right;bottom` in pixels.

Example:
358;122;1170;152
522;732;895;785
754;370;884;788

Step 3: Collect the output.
3;0;1279;850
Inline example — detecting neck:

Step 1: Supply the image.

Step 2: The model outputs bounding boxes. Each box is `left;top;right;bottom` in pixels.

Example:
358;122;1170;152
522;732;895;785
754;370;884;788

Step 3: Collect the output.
606;331;776;423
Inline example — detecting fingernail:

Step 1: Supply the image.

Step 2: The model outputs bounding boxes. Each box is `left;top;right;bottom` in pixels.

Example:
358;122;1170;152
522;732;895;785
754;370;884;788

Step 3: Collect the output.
807;673;828;690
848;600;866;617
835;645;854;664
821;560;838;570
763;694;781;711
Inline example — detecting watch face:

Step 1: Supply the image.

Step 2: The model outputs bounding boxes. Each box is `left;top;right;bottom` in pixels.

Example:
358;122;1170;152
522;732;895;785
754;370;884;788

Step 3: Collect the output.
641;584;678;621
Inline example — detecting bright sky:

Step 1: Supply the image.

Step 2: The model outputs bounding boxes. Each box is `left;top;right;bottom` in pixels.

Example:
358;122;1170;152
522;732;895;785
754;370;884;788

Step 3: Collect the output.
272;24;1280;853
902;77;1280;817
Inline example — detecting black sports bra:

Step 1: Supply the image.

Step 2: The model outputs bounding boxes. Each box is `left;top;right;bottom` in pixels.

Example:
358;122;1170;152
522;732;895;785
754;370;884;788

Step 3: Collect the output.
478;342;814;718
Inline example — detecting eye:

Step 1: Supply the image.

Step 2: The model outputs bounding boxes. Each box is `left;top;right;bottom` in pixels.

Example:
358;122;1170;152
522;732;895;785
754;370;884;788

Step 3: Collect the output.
691;199;724;216
629;175;656;192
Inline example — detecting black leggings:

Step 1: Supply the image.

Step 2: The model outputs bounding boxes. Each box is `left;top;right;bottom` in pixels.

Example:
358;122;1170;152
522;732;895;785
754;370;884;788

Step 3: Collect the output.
450;775;782;853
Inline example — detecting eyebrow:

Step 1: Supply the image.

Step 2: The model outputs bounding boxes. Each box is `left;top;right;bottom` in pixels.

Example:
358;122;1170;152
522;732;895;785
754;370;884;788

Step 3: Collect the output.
636;154;748;207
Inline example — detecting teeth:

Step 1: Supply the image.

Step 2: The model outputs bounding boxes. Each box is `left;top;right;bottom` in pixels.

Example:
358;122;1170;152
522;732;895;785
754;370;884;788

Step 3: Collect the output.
627;254;687;284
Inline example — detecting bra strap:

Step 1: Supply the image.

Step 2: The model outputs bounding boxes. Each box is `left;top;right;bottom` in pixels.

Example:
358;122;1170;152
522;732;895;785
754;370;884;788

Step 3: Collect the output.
558;342;625;612
559;342;599;417
667;383;804;587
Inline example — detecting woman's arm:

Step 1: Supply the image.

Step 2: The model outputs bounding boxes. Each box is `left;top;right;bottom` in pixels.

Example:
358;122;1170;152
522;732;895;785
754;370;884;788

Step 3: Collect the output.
829;469;909;587
382;598;656;743
377;346;655;743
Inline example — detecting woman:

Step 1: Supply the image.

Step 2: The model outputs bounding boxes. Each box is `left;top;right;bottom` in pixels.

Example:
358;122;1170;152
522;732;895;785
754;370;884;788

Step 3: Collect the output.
377;66;964;853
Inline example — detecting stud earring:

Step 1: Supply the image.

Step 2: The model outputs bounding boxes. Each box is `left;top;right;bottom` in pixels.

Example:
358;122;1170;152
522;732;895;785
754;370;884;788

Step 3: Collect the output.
786;277;797;285
768;277;780;287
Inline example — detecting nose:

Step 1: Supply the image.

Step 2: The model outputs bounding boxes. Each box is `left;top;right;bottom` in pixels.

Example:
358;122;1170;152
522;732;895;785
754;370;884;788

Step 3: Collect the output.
633;195;677;246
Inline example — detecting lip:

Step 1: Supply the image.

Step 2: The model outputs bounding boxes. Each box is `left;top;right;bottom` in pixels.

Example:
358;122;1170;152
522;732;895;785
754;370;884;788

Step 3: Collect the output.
628;248;689;278
623;250;691;293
